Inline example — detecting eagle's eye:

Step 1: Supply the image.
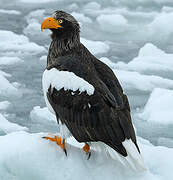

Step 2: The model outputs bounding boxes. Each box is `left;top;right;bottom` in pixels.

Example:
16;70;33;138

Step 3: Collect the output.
58;19;63;24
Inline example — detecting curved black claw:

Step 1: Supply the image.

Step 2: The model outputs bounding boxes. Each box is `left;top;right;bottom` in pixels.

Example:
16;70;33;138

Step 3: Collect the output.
87;152;91;160
64;149;67;156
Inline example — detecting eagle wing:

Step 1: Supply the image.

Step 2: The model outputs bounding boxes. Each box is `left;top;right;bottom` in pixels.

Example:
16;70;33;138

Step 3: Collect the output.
45;54;139;157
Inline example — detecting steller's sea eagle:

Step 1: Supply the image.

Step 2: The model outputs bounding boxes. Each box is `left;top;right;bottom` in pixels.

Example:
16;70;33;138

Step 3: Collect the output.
41;11;146;171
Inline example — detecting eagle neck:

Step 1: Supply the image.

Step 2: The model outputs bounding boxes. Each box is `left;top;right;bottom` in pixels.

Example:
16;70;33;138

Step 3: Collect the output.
47;34;80;68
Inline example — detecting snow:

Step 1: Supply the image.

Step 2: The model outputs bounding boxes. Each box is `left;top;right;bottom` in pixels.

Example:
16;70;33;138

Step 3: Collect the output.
0;0;173;179
96;14;128;33
0;114;28;134
0;101;11;110
20;0;57;3
81;38;110;55
114;69;173;93
39;55;47;61
30;106;56;123
43;68;95;96
0;57;23;65
0;30;46;55
23;9;49;40
138;88;173;125
148;12;173;42
0;73;20;98
84;2;101;10
71;12;92;24
0;131;172;180
116;43;173;73
0;9;21;15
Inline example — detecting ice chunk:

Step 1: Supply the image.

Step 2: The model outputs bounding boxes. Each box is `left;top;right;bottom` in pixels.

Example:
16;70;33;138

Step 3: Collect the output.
0;101;11;110
0;72;20;98
0;9;21;15
81;38;110;55
138;88;173;125
148;12;173;42
0;56;23;65
0;30;46;55
24;9;50;40
0;114;28;134
115;70;173;92
0;132;172;180
30;106;56;123
20;0;57;3
116;43;173;73
157;137;173;148
96;14;128;33
25;9;46;24
39;55;47;61
84;2;101;10
71;12;92;24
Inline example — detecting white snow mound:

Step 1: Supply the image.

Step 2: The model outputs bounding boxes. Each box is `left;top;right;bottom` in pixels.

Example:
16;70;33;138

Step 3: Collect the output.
116;43;173;73
81;38;110;55
0;30;46;55
30;106;56;123
138;88;173;125
0;131;172;180
0;114;28;134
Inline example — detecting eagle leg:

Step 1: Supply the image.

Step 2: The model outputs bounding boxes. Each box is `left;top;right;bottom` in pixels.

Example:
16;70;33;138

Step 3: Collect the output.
83;143;91;160
43;136;67;156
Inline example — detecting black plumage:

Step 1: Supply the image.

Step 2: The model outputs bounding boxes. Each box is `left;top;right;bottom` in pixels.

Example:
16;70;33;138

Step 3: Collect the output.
43;11;140;157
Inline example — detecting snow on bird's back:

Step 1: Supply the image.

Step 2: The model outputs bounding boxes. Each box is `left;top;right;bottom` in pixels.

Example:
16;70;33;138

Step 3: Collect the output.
42;68;95;96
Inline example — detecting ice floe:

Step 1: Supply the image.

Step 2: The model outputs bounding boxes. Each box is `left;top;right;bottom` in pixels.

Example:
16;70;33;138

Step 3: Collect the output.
0;131;172;180
30;106;56;123
0;56;23;65
0;101;11;110
0;9;21;15
138;88;173;125
96;14;128;33
0;30;46;56
116;43;173;74
81;38;110;55
0;114;28;134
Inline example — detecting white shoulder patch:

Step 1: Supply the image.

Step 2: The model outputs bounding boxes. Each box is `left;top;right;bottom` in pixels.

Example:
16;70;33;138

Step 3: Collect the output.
42;68;95;96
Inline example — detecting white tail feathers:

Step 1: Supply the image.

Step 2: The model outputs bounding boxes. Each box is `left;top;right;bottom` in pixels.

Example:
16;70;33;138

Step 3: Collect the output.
106;139;147;172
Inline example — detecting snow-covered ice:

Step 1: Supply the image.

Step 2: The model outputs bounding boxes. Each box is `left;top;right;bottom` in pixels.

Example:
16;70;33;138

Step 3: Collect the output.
0;72;21;98
0;57;23;65
0;0;173;179
0;131;172;180
81;38;110;55
96;14;128;33
0;9;21;15
116;43;173;74
71;12;92;24
0;30;46;56
30;106;56;123
115;70;173;93
0;114;28;134
138;88;173;125
0;101;11;110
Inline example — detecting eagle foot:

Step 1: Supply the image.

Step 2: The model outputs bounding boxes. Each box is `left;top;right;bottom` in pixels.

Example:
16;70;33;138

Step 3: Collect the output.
83;143;91;160
42;136;67;156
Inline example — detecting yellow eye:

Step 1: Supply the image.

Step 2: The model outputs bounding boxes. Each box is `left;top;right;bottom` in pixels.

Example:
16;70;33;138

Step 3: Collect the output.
58;19;63;24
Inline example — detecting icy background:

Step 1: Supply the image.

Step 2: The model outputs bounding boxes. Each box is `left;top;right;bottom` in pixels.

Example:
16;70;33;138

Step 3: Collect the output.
0;0;173;179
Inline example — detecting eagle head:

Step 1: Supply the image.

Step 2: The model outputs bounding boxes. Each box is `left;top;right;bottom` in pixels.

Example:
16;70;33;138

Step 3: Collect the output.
41;10;80;40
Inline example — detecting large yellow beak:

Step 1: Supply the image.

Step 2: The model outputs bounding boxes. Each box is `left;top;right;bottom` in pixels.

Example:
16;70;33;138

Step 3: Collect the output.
41;17;62;32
